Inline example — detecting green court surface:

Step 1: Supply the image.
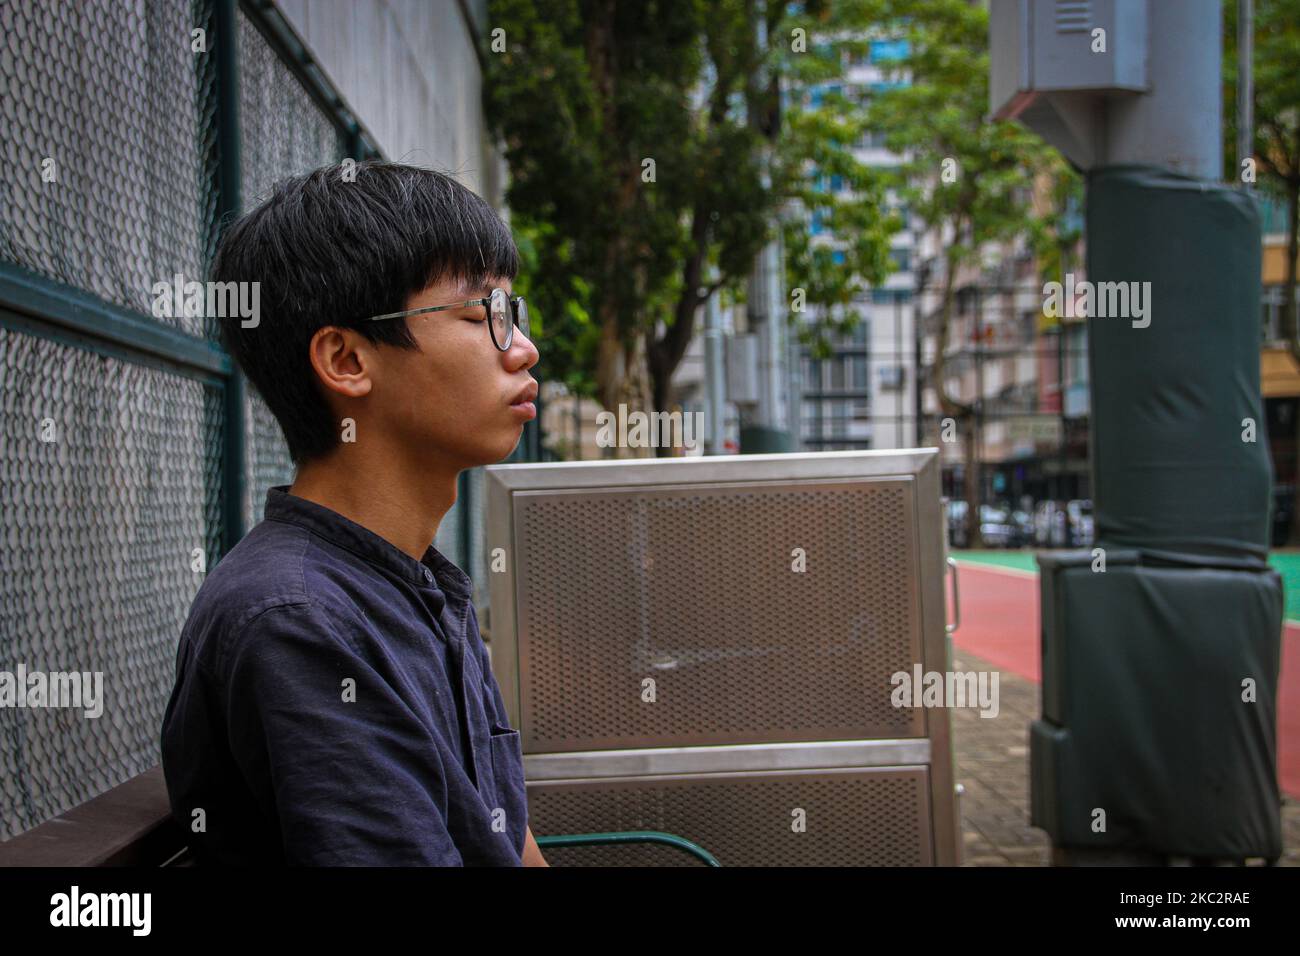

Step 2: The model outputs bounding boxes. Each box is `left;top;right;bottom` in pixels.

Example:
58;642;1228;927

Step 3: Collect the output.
952;549;1300;623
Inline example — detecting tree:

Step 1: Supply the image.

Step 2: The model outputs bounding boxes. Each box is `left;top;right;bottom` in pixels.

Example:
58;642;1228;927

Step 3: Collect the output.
1227;0;1300;348
781;71;905;359
867;0;1077;545
1226;0;1300;542
483;0;898;452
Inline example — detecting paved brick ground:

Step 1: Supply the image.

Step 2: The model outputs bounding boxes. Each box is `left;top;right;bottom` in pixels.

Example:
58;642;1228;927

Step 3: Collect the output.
950;648;1300;867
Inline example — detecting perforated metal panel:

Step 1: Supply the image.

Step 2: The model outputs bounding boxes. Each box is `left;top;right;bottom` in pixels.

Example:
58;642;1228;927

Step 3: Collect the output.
488;452;961;866
512;478;924;752
0;327;223;840
529;768;933;867
0;0;217;339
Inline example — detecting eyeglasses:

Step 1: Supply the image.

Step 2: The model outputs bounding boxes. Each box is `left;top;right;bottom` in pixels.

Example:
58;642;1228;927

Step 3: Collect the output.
362;287;529;352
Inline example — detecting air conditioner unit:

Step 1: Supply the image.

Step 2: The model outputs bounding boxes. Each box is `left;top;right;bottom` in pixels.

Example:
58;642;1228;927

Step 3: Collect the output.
725;333;760;405
485;450;960;866
879;365;905;390
989;0;1151;170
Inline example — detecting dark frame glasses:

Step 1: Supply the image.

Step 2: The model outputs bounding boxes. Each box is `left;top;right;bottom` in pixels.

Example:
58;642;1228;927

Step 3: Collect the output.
362;287;529;351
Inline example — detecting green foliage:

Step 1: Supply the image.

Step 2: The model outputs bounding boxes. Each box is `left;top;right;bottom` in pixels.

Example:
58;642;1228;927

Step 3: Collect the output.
1225;0;1300;357
511;217;599;395
777;0;900;355
1226;0;1300;194
485;0;768;402
484;0;899;404
865;0;1074;277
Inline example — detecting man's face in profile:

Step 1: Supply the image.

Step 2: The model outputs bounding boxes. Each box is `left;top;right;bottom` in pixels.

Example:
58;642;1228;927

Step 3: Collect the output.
363;275;540;470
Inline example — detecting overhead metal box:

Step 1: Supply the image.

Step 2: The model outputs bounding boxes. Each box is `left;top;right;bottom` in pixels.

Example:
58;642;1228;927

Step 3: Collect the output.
991;0;1147;111
485;450;960;865
990;0;1149;170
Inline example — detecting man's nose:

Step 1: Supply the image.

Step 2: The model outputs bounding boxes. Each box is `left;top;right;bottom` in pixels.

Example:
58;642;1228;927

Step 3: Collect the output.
506;328;540;370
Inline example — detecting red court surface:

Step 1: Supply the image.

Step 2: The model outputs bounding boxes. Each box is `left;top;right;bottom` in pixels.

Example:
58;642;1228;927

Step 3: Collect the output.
950;561;1300;800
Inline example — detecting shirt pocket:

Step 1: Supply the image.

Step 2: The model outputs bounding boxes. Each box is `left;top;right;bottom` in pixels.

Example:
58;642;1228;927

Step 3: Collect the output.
487;723;528;855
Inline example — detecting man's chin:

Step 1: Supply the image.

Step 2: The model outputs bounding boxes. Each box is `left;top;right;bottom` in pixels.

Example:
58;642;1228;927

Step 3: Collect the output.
473;429;525;467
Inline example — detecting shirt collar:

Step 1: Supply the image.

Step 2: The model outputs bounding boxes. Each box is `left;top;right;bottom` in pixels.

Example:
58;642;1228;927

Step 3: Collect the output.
262;485;474;605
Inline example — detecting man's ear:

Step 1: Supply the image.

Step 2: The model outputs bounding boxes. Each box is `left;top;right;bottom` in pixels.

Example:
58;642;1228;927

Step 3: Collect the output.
307;326;374;399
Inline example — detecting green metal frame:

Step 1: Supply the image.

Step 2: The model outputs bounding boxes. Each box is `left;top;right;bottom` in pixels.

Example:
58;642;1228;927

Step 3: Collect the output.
1;0;546;572
212;0;384;553
0;264;230;386
215;0;247;553
535;830;722;867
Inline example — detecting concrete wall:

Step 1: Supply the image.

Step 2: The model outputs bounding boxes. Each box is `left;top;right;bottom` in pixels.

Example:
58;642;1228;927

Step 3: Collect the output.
275;0;505;206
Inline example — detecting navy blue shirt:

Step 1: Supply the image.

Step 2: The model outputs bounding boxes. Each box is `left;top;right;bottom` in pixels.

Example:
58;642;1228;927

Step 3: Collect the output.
160;486;528;866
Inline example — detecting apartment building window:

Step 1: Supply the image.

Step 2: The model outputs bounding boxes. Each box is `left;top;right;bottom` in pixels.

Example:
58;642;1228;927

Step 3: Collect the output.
1068;323;1088;386
871;288;912;305
1021;309;1037;344
848;355;868;390
869;38;910;63
828;360;845;391
855;129;889;150
1263;285;1287;342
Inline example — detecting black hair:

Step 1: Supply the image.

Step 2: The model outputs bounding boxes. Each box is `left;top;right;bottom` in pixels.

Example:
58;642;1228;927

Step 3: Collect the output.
212;160;520;464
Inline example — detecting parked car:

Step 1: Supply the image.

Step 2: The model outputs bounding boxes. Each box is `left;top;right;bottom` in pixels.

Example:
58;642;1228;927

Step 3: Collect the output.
1010;507;1034;546
1034;500;1068;548
1066;499;1094;547
979;504;1018;548
946;499;968;549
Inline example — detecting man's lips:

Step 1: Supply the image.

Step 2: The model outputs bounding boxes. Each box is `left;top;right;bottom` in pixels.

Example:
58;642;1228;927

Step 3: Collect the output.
509;381;538;420
509;381;538;405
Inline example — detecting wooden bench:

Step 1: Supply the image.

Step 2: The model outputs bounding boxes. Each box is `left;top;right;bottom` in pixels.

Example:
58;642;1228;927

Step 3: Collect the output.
0;768;719;866
0;767;192;867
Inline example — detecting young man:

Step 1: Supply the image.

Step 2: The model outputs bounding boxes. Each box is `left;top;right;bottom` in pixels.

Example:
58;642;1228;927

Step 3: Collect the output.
161;161;547;866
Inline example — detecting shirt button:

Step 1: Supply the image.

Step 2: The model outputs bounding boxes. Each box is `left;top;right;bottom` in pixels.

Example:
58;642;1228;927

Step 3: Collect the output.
422;567;434;584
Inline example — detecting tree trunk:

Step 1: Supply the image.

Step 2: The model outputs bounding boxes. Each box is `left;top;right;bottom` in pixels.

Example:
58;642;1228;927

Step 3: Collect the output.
963;414;981;548
1285;179;1300;545
1285;183;1300;359
647;206;712;458
929;245;981;547
586;0;652;459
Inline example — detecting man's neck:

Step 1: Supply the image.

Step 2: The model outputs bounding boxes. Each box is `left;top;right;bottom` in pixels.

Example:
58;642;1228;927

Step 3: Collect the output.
288;447;460;561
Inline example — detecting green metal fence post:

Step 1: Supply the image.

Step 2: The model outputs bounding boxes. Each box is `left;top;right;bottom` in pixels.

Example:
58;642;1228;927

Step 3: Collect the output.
458;469;473;572
215;0;247;557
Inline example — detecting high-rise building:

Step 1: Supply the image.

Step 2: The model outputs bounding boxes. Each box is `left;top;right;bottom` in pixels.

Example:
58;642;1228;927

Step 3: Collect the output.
798;37;919;452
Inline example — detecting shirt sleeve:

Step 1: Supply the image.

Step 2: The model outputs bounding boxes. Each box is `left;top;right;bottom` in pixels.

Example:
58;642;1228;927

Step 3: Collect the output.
220;600;463;865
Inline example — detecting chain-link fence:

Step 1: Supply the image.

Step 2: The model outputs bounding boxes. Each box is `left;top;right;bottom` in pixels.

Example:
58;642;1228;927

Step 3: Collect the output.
0;0;391;840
